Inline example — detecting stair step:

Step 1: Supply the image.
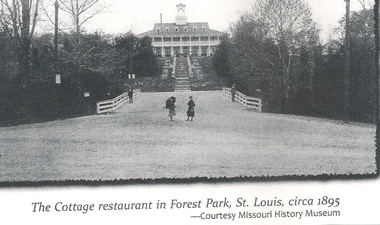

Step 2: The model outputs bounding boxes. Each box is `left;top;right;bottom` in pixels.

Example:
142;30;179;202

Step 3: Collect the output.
174;56;191;90
176;85;190;88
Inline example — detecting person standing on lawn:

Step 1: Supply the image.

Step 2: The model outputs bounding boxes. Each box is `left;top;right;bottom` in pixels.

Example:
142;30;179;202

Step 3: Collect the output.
166;96;176;121
128;87;133;103
231;84;236;102
186;96;195;121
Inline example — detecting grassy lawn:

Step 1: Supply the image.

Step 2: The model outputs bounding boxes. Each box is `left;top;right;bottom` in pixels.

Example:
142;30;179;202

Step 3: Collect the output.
0;91;376;182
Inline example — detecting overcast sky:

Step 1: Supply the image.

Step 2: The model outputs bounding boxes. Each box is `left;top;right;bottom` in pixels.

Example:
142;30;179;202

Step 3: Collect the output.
56;0;367;42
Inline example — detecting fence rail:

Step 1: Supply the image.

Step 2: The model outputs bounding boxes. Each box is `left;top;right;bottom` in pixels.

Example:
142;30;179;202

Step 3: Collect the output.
96;89;140;114
223;87;262;112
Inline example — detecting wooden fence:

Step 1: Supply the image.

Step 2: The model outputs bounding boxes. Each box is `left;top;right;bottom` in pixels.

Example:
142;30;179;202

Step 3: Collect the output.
223;87;262;112
96;89;140;114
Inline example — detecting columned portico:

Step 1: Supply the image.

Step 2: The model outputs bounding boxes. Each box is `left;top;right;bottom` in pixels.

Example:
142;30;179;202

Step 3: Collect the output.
150;35;221;57
137;2;224;57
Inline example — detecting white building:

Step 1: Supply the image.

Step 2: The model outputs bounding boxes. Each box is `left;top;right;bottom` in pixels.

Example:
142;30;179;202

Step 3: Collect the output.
137;2;225;57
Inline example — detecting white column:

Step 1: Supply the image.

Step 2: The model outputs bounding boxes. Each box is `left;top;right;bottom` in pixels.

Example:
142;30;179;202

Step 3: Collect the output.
180;36;183;54
190;38;192;56
208;36;211;56
171;37;174;57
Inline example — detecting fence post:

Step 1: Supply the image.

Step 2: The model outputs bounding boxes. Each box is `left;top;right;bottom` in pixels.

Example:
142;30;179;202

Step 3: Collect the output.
96;103;100;114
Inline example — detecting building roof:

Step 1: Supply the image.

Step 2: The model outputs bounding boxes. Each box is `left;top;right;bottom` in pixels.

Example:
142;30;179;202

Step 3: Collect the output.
137;22;225;38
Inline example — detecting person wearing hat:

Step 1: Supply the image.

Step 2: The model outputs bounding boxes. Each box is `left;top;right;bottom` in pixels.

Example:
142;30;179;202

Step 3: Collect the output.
186;96;196;121
231;84;236;102
166;96;176;121
128;87;133;103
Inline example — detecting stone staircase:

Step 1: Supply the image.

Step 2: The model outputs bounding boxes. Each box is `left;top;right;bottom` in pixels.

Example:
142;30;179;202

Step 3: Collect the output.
174;57;191;92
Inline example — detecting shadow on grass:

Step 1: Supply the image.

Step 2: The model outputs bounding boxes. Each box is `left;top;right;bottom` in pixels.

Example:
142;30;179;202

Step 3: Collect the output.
1;173;378;188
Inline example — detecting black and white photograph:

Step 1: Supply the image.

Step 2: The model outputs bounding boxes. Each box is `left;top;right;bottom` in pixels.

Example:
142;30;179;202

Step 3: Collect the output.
0;0;377;182
0;0;379;223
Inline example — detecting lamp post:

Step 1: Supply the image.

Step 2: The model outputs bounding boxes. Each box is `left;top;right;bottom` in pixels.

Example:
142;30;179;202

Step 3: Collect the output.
129;49;132;80
54;0;59;74
344;0;350;122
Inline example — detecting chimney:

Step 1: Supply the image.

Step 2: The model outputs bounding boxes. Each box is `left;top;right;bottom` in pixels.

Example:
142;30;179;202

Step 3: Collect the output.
160;13;162;24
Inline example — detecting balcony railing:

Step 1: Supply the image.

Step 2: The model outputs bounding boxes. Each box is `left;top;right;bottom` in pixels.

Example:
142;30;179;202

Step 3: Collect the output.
152;40;220;47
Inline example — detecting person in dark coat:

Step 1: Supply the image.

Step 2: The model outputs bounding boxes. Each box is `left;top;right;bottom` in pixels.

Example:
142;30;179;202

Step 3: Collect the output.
166;96;176;121
231;84;236;102
128;88;133;103
186;96;195;121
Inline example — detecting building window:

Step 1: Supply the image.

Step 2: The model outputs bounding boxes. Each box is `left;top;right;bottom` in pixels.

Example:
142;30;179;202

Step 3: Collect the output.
191;37;199;41
183;27;188;32
193;27;197;32
175;27;179;32
182;37;190;42
202;27;206;32
210;36;219;41
154;38;163;42
201;36;209;41
165;27;171;33
156;28;162;33
173;37;180;42
164;37;171;42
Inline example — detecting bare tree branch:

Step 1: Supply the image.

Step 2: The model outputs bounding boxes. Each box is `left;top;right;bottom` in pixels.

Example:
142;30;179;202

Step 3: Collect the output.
0;0;41;81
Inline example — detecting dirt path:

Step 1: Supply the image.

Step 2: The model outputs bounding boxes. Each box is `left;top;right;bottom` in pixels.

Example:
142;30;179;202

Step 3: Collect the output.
0;91;376;182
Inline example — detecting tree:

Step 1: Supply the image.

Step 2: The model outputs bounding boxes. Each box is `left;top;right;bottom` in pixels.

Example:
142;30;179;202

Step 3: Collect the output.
229;13;277;88
114;32;138;76
81;32;115;75
319;3;376;123
134;36;160;77
57;0;105;37
114;33;159;78
249;0;319;112
0;0;40;85
31;33;57;77
41;0;106;70
0;25;16;81
338;5;376;122
291;45;314;115
357;0;372;10
212;34;233;85
225;0;319;113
